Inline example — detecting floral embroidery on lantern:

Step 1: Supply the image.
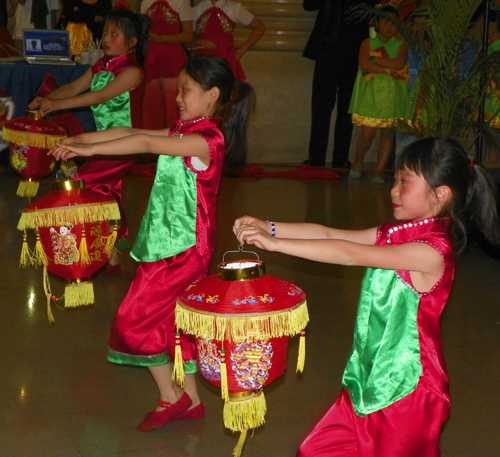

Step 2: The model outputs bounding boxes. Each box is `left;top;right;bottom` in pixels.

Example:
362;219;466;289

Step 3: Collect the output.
231;341;273;390
232;296;259;305
50;223;80;265
9;144;28;170
187;293;205;302
197;338;221;381
259;294;274;303
287;286;302;296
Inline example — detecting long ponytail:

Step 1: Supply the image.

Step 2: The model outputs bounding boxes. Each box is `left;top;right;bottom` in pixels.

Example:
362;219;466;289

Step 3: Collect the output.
183;56;255;169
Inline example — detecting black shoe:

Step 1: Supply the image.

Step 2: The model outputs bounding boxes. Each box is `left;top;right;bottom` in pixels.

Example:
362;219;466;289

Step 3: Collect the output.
303;159;326;167
332;160;352;170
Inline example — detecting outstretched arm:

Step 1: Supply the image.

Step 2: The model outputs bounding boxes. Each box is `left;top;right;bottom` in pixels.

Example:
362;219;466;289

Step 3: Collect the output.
233;215;378;245
233;216;445;290
29;67;142;114
50;131;209;163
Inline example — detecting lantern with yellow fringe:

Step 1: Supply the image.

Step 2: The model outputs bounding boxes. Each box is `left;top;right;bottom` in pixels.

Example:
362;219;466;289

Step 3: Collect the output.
17;179;121;324
175;250;308;457
3;110;66;197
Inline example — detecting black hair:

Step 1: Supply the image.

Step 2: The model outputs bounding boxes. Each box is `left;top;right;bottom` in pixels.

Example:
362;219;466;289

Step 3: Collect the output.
182;56;255;169
103;10;150;67
395;137;500;253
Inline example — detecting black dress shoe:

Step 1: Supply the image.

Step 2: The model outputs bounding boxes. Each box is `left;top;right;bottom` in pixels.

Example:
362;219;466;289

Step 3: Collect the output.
303;159;326;167
332;160;352;170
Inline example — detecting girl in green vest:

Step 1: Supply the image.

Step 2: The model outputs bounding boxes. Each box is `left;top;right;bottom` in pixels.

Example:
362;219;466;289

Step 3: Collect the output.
234;137;500;456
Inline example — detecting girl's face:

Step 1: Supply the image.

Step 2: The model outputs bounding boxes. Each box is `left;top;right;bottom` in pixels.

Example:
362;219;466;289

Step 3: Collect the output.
102;21;136;57
391;168;443;221
176;70;218;121
377;17;398;41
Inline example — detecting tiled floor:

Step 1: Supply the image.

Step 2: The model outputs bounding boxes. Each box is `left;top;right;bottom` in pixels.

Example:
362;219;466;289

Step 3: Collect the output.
1;166;499;457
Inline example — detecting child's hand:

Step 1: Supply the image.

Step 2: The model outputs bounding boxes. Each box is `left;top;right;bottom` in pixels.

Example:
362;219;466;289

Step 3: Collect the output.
233;215;267;236
234;223;277;252
49;142;93;160
148;33;164;43
199;39;217;50
37;98;61;115
28;96;44;110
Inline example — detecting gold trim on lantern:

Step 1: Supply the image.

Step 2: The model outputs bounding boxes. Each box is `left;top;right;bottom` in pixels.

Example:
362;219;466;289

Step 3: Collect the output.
26;110;45;121
229;389;262;400
218;260;266;281
175;300;309;342
223;389;267;432
67;277;92;285
17;201;121;230
51;179;86;191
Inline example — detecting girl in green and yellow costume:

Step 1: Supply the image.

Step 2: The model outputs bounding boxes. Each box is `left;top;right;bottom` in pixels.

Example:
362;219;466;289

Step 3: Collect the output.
349;5;409;183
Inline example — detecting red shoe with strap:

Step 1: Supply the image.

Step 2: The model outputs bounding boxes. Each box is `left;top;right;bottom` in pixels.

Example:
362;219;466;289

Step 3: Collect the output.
171;403;206;421
136;392;192;432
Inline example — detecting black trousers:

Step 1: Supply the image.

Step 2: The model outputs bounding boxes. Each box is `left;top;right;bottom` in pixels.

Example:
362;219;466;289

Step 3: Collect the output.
307;53;358;166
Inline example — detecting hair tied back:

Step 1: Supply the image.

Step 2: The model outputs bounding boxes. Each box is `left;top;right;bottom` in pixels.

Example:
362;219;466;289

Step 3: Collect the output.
231;87;239;104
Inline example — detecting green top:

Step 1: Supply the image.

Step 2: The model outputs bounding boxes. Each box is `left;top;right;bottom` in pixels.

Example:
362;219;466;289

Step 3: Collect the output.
342;267;422;417
131;153;197;262
90;72;132;131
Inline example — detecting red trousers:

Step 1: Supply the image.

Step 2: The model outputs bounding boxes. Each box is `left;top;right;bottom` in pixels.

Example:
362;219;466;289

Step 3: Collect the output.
297;383;449;457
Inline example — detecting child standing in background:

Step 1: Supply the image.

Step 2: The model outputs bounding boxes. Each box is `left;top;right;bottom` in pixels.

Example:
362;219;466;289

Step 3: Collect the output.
50;56;256;431
29;10;150;271
140;0;193;83
349;6;408;184
234;137;500;456
186;0;265;81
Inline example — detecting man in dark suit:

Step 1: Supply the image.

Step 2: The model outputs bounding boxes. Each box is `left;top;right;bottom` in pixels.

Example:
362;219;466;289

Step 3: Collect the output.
303;0;375;168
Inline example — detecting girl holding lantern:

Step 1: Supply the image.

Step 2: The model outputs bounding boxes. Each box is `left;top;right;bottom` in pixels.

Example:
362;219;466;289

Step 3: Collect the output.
29;9;150;272
234;137;500;456
50;56;255;431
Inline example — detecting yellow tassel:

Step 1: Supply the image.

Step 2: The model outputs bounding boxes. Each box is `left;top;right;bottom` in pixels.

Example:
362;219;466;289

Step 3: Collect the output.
175;300;309;342
19;231;33;268
17;201;121;231
232;429;248;457
220;348;229;402
105;224;118;257
42;266;55;324
2;127;65;149
297;329;306;373
17;179;39;198
223;390;266;432
172;331;186;388
64;281;94;307
79;227;91;266
34;230;49;266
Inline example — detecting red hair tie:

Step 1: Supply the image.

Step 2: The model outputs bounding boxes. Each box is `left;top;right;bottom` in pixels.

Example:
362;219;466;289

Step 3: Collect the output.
469;158;474;168
114;1;131;10
231;88;239;103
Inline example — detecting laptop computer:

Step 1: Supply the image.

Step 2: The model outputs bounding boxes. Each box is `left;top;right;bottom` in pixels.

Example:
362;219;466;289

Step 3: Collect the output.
23;29;75;66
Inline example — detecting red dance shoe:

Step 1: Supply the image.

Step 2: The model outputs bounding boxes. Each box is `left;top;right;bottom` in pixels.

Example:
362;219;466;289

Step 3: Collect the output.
136;392;192;432
171;403;206;421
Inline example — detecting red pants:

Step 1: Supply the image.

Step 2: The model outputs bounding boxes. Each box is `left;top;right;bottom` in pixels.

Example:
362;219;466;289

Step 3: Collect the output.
297;384;449;457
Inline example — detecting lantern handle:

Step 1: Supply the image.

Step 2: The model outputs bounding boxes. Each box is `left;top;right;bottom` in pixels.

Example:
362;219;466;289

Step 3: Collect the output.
222;245;260;264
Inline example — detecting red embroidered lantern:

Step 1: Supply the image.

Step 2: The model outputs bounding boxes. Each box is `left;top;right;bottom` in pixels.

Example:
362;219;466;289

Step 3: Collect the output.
2;110;66;197
17;179;121;323
175;252;308;457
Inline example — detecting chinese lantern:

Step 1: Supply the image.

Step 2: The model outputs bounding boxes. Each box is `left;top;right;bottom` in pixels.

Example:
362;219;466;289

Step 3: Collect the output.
17;179;121;323
175;253;308;457
2;110;66;197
